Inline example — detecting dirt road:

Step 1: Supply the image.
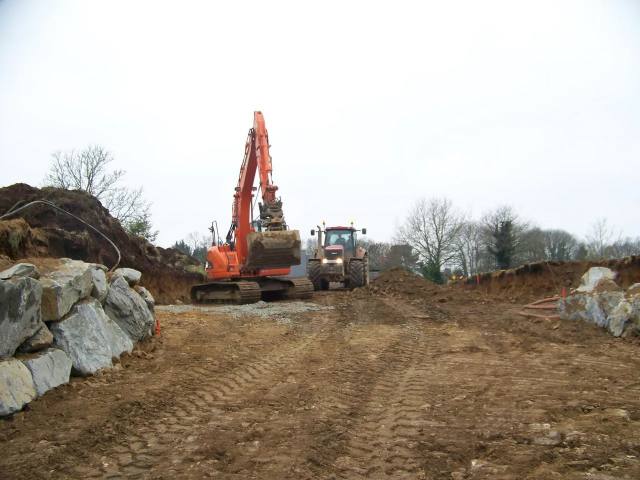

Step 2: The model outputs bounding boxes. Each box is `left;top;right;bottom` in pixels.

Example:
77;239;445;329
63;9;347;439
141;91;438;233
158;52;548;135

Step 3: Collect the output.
2;289;640;479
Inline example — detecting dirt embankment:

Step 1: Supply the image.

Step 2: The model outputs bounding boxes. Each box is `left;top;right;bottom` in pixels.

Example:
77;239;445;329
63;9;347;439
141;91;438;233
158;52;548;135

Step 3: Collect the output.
0;183;203;303
459;257;640;302
360;260;640;306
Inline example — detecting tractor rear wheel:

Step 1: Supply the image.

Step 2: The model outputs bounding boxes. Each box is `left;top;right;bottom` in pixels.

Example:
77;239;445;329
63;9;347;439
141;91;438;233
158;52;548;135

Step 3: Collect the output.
348;259;366;289
307;261;323;291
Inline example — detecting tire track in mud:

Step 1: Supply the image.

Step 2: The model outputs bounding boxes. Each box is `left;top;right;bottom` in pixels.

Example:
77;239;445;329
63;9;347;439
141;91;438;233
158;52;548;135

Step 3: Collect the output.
51;316;331;479
321;296;464;480
331;330;430;479
297;297;434;480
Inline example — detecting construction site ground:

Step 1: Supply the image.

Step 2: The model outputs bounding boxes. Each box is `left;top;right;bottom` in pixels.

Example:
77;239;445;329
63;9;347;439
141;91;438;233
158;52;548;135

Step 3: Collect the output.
2;283;640;479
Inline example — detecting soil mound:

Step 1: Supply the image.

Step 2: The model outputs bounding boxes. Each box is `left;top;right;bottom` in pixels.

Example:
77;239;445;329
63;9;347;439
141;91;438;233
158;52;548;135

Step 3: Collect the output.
355;267;442;299
459;257;640;302
0;183;203;303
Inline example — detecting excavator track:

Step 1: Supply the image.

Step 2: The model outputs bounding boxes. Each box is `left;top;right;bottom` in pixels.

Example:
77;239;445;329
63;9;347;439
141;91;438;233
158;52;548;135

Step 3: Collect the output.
190;281;262;304
191;277;314;305
284;277;314;300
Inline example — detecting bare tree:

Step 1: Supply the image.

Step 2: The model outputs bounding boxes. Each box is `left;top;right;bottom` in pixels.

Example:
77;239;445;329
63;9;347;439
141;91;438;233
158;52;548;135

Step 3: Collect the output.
544;229;578;261
455;221;483;276
358;239;388;271
519;227;547;263
183;232;211;264
585;218;619;259
43;145;157;241
606;237;640;259
45;146;124;198
398;197;464;282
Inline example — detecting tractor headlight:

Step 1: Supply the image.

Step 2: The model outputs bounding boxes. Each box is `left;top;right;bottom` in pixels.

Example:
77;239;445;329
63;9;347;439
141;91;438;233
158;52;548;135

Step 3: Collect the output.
322;258;328;264
336;258;343;264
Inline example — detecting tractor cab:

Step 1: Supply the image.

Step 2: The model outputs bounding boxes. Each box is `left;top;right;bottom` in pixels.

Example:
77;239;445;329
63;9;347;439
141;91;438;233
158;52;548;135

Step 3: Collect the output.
324;227;357;256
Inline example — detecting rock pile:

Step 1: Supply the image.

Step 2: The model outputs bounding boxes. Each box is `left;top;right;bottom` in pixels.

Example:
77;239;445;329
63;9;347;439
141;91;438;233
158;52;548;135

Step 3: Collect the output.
0;259;155;416
559;267;640;337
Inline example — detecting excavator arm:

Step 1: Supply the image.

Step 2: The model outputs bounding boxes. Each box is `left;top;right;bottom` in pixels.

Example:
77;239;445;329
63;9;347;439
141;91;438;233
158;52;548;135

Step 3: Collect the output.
230;111;299;271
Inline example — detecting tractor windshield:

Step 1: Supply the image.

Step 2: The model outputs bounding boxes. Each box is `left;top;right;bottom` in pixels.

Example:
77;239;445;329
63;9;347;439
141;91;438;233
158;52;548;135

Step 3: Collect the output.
324;229;355;253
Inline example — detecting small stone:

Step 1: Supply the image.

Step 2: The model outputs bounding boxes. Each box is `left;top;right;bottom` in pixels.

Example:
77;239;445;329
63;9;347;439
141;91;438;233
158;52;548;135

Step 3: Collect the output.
134;286;155;311
113;268;142;286
0;263;40;280
18;324;54;353
627;283;640;296
90;267;109;302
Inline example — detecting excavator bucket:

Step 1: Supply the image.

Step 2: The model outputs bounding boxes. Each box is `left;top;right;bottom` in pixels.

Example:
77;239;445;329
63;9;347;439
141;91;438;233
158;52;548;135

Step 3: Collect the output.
245;230;301;270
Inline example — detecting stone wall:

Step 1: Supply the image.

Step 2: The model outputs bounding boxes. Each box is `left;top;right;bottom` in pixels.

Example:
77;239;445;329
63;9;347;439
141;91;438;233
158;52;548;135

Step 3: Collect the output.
0;259;155;416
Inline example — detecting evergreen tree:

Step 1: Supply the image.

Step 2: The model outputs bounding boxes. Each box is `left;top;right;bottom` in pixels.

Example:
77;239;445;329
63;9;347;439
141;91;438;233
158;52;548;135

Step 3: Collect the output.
488;220;516;269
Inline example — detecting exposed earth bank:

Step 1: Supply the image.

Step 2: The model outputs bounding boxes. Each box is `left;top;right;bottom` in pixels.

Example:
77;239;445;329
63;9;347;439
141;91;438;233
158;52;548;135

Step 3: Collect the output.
0;183;202;303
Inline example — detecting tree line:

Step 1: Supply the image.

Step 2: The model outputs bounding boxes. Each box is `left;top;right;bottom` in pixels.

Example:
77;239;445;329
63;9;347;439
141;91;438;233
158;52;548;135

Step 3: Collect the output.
394;198;640;283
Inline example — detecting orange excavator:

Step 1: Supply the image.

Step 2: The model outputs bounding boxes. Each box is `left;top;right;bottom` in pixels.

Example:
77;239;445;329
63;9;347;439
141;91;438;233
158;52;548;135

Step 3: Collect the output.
190;112;313;304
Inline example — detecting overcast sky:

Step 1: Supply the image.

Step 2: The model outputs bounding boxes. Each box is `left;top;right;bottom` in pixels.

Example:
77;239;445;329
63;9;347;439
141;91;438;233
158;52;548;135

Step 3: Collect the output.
1;0;639;247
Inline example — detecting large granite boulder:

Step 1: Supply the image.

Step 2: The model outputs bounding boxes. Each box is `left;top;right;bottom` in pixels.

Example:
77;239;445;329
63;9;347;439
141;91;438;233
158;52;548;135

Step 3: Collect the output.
559;268;638;338
0;359;36;416
576;267;617;293
90;266;108;302
40;259;93;321
626;291;640;336
21;348;72;396
50;298;133;376
113;267;142;287
0;276;44;358
559;290;626;329
104;276;154;341
0;263;40;280
608;300;633;337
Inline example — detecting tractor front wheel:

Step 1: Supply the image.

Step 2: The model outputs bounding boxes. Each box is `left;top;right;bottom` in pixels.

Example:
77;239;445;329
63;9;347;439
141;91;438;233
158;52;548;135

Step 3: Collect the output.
307;261;323;291
348;259;366;289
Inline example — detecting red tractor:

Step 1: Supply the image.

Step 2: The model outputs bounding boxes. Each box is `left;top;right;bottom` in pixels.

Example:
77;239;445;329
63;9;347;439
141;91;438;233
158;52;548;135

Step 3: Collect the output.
307;223;369;290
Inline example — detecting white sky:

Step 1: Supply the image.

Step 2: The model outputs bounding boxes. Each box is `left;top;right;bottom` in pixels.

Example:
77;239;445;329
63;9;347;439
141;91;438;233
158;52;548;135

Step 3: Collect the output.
1;0;639;247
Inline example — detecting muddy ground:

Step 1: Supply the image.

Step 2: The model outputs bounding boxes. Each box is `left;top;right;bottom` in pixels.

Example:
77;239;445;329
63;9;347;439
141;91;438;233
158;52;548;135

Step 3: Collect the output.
2;287;640;480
